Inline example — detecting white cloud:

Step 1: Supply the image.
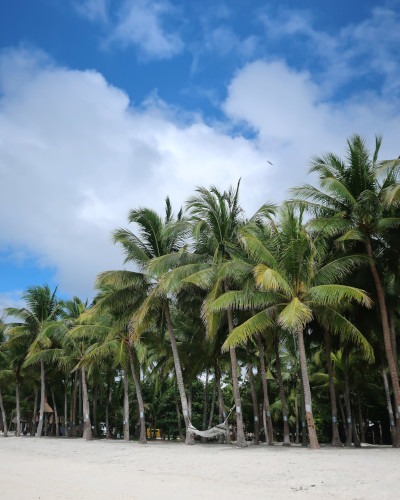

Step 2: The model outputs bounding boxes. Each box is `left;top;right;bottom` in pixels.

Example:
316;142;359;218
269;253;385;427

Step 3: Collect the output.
0;48;268;301
108;0;183;59
259;6;400;97
223;59;400;195
74;0;109;23
1;47;399;309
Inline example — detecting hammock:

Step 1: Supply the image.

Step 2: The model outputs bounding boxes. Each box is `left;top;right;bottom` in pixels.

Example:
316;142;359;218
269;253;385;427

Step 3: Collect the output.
187;405;235;438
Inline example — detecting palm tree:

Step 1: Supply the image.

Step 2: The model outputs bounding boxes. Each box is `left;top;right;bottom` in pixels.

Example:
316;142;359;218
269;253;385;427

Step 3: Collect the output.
104;198;197;444
185;182;248;447
215;205;373;449
292;134;400;444
5;285;61;437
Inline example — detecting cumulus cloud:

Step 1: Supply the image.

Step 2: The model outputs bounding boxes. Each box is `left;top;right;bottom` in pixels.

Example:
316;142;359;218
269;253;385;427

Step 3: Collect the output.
223;59;400;195
0;48;268;300
1;45;399;307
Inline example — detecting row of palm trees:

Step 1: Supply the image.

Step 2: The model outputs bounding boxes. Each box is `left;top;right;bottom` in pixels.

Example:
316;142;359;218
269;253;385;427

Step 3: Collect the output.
0;134;399;449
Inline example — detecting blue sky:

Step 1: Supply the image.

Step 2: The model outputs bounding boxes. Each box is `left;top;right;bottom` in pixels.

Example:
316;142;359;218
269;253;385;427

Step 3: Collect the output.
1;0;400;310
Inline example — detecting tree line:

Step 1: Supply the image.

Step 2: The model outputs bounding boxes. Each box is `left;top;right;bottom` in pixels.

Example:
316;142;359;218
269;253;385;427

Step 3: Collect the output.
1;134;399;449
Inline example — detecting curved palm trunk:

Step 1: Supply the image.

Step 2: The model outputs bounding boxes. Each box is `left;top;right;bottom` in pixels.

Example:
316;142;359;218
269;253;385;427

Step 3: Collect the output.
174;380;184;441
247;361;260;445
256;333;274;445
123;369;130;441
324;330;342;446
274;335;290;446
0;389;8;437
297;326;319;449
164;302;194;445
128;345;147;444
36;360;45;437
81;366;92;440
366;238;400;447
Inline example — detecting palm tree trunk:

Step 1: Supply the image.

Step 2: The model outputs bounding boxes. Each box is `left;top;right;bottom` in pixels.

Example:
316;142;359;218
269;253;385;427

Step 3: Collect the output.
123;369;129;441
357;394;366;443
382;360;397;445
0;389;8;437
71;371;78;437
81;366;92;440
366;238;400;447
224;280;246;448
174;381;184;441
128;345;147;444
15;377;21;437
51;388;59;437
256;333;274;445
164;302;194;445
215;364;230;444
36;360;45;437
105;382;111;439
92;384;98;439
274;335;290;446
389;308;397;365
299;368;308;446
64;381;69;437
338;395;347;439
324;329;342;446
201;368;210;443
188;380;193;420
31;388;38;436
297;326;319;449
343;348;353;447
208;379;216;429
247;361;260;445
294;392;299;444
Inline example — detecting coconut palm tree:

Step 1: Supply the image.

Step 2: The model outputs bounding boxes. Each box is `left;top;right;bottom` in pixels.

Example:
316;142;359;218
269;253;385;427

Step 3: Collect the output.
214;205;373;449
104;198;200;444
5;285;61;437
184;182;249;447
292;134;400;444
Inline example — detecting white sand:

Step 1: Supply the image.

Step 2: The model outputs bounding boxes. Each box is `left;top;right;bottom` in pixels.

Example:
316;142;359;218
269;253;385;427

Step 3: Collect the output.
0;436;398;499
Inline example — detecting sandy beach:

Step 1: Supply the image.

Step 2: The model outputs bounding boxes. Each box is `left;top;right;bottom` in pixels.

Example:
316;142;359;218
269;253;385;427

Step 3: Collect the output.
0;437;398;500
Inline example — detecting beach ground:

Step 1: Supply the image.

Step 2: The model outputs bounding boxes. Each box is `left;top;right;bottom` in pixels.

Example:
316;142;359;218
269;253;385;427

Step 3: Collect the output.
0;436;398;499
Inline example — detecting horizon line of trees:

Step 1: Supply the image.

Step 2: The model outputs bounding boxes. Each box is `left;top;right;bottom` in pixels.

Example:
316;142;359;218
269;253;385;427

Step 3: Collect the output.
1;134;399;450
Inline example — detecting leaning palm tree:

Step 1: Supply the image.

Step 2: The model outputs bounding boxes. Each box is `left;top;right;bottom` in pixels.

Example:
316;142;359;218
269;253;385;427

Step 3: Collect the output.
292;134;400;445
103;198;198;444
214;205;373;449
5;285;61;437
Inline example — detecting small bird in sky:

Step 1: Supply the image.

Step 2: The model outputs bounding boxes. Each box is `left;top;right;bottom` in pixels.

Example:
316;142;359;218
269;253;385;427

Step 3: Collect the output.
267;160;273;165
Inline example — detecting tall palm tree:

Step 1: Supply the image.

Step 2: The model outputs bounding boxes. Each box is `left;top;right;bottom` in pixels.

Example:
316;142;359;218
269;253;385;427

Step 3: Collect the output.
5;285;61;437
104;198;197;444
185;182;248;447
292;134;400;444
215;205;373;449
